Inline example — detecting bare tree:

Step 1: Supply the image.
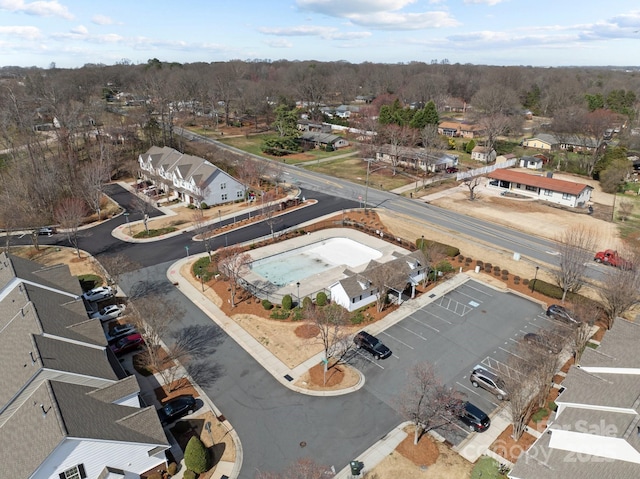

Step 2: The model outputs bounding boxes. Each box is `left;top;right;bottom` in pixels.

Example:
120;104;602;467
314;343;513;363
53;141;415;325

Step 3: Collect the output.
518;331;565;408
54;197;88;258
553;225;597;302
130;194;154;235
80;147;112;220
618;200;634;222
255;457;332;479
463;176;482;201
597;260;640;329
303;303;352;373
217;246;251;308
192;208;214;259
366;262;407;312
99;253;139;290
260;190;281;238
394;361;465;445
502;360;537;441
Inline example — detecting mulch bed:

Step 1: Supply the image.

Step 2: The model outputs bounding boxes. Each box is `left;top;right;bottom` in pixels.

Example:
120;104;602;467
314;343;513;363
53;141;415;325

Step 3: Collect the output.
490;425;537;463
307;362;346;387
396;432;440;467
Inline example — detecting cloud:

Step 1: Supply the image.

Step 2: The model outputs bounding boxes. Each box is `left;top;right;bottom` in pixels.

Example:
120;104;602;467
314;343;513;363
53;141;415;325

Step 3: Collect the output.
264;39;293;48
92;14;114;25
0;0;74;19
69;24;87;35
296;0;459;30
260;25;371;40
0;25;41;39
463;0;506;5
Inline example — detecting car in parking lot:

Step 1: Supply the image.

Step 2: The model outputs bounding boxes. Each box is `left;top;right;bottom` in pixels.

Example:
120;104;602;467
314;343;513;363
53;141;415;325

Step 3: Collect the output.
109;333;144;356
524;332;561;354
354;331;392;360
35;226;56;236
470;366;508;400
90;304;126;322
82;286;115;303
546;304;578;325
158;395;197;425
458;401;491;432
105;323;137;344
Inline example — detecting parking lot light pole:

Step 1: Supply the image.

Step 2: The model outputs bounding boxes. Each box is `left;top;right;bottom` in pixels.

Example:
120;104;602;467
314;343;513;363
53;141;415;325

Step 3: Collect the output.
531;266;539;292
123;212;132;236
296;281;300;308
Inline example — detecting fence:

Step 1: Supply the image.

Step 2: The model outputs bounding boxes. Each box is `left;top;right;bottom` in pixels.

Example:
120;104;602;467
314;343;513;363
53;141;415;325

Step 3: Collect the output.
455;159;517;181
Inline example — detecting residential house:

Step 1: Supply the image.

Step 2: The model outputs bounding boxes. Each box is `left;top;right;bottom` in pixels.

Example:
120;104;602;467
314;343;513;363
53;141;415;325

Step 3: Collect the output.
557;135;601;153
329;251;428;312
471;146;497;163
442;98;469;113
299;132;349;150
297;119;331;133
496;153;517;165
518;156;544;170
487;169;593;208
510;319;640;479
522;133;558;151
0;252;169;479
375;145;458;172
138;146;246;206
438;121;485;138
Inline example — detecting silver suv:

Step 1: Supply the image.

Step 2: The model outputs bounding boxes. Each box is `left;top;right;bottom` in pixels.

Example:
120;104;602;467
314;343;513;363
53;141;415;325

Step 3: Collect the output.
470;365;508;400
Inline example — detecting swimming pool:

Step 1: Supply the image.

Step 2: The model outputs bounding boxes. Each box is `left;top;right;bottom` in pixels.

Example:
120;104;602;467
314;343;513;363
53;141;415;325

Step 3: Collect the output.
249;237;382;287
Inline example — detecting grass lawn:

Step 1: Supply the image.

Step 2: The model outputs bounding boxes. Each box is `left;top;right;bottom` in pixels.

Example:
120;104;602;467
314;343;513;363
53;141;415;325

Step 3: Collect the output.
613;192;640;249
471;456;509;479
303;157;414;191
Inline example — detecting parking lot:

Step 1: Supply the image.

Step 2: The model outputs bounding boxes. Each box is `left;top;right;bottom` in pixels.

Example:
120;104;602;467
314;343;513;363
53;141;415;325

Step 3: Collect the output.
348;278;565;444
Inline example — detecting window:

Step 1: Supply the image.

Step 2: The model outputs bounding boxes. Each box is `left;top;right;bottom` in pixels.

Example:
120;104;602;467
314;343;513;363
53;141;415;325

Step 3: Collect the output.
237;191;243;198
59;465;86;479
220;182;226;190
544;189;553;196
525;185;537;192
562;193;571;200
221;194;228;201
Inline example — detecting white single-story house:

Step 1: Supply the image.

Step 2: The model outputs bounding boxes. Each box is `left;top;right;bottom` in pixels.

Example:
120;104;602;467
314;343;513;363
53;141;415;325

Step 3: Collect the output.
329;251;428;312
375;145;458;172
471;146;497;163
496;153;517;165
139;146;246;206
519;156;544;170
487;169;593;208
299;131;349;149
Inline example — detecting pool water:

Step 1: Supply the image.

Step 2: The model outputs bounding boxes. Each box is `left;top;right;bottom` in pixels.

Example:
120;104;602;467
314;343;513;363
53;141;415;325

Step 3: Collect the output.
250;237;382;287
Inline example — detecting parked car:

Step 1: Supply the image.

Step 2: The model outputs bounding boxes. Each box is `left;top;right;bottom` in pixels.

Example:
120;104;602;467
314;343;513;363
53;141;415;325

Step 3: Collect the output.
158;395;197;425
459;402;491;432
446;166;459;174
35;226;56;236
109;333;144;356
524;332;561;354
105;323;137;344
354;331;392;359
546;304;579;326
82;286;115;303
90;304;126;322
470;365;508;400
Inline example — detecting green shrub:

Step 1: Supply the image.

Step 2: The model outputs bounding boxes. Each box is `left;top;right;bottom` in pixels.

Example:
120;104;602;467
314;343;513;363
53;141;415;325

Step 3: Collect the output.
261;299;272;310
183;470;196;479
167;462;178;475
316;291;328;306
350;311;365;324
549;401;558;412
531;408;549;423
187;204;196;209
291;307;304;321
302;296;313;309
415;238;460;257
282;294;293;311
184;436;210;474
270;309;290;320
200;201;209;209
192;257;214;282
436;260;454;273
133;226;177;238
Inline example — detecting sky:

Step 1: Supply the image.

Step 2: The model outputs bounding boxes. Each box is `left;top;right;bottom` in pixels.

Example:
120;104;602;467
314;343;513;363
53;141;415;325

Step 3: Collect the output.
1;0;640;69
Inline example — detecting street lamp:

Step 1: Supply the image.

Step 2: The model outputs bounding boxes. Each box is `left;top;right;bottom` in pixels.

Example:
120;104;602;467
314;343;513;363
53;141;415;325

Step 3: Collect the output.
531;266;539;292
296;281;300;308
421;234;425;250
123;212;132;236
218;209;222;229
363;158;374;212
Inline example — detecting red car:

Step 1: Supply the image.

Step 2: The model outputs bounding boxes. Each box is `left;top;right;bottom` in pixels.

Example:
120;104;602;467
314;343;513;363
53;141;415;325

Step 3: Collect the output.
110;333;144;356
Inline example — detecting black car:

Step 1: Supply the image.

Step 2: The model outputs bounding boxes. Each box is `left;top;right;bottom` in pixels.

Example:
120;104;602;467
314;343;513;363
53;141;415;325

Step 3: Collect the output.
354;331;392;360
459;402;491;432
158;395;197;425
546;304;578;325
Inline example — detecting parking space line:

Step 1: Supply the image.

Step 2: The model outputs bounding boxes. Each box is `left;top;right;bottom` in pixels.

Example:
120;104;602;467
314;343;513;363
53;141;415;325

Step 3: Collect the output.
457;382;500;408
436;297;472;317
353;350;385;369
381;331;415;349
398;325;429;341
455;289;485;302
463;283;494;297
421;308;452;324
408;316;440;332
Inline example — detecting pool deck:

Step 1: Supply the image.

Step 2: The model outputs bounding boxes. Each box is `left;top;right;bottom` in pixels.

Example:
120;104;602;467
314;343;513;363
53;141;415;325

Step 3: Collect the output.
243;228;412;301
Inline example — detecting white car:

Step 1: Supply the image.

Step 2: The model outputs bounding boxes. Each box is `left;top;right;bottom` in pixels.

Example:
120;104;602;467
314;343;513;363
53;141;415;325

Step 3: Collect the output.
105;323;137;343
82;286;115;303
90;304;126;322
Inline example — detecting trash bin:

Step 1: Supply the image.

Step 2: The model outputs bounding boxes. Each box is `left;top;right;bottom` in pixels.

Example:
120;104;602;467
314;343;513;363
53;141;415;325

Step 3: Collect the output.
350;461;363;476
